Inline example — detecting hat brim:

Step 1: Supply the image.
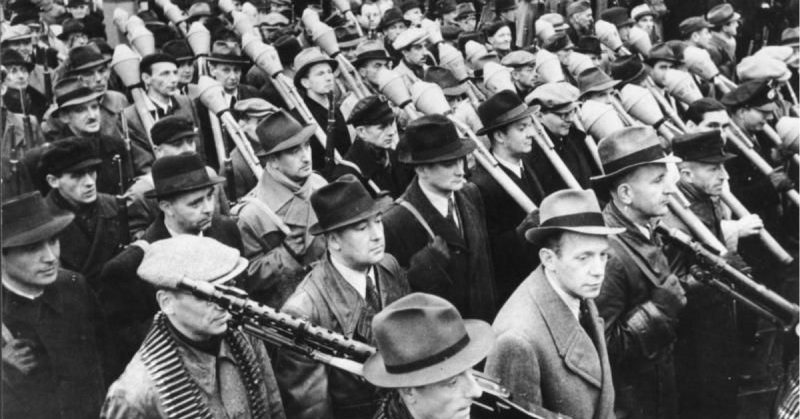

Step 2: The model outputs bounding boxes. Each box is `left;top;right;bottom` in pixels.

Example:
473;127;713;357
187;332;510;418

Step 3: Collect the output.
294;58;340;86
60;157;103;174
309;195;394;235
56;90;104;112
68;56;112;74
476;105;537;135
2;212;75;249
144;175;225;199
590;154;682;187
4;60;35;71
579;80;621;98
2;34;35;44
264;124;317;155
363;320;495;388
525;225;626;245
379;18;411;31
399;138;477;164
340;38;364;49
754;101;779;112
691;152;738;164
207;56;251;66
212;257;249;285
353;53;392;67
442;83;469;97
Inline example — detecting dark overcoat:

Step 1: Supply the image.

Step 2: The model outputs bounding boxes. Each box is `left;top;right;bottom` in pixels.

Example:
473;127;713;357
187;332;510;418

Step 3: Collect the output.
328;139;414;198
528;125;601;194
382;179;497;322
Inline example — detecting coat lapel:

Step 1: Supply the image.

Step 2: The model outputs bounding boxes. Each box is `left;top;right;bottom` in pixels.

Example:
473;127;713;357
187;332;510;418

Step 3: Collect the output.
404;181;467;250
529;267;603;388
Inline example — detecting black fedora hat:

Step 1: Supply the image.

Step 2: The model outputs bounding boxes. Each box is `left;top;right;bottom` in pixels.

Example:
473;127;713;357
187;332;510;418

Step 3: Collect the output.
524;188;625;245
66;45;111;75
151;115;199;146
57;19;86;41
255;109;317;155
53;77;104;114
309;174;393;235
145;153;225;199
206;41;250;66
162;40;194;62
577;67;621;98
399;114;475;164
379;8;410;30
1;48;34;71
574;35;602;56
424;66;468;96
2;191;74;249
591;126;681;188
672;130;736;164
476;90;537;135
609;55;647;86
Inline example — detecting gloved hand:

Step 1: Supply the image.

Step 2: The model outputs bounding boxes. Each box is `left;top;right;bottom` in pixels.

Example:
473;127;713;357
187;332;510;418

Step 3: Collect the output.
651;274;687;318
409;236;451;268
515;209;540;242
769;169;794;192
2;338;38;376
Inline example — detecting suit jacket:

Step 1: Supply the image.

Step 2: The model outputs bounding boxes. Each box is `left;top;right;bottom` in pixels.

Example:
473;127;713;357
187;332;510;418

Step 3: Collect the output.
122;94;204;173
486;266;615;419
383;179;497;322
469;159;545;303
275;254;410;419
97;213;243;371
45;190;124;288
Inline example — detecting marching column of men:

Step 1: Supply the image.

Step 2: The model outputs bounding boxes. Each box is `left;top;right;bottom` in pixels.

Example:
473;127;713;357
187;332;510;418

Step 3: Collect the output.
1;1;799;419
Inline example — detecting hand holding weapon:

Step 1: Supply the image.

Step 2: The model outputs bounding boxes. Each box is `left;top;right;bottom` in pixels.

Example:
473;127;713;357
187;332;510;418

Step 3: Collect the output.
655;221;799;331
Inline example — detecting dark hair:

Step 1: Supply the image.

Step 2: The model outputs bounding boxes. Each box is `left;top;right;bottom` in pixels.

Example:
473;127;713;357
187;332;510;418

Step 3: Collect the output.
686;98;726;123
212;28;239;43
482;19;509;38
487;124;512;146
140;53;177;75
540;231;564;255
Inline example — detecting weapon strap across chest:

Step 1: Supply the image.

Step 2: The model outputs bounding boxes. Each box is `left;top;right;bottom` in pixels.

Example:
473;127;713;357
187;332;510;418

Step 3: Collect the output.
140;313;269;419
396;199;435;240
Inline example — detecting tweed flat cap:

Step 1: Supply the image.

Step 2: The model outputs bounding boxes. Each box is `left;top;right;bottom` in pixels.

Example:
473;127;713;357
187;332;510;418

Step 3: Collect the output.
393;27;428;50
679;16;712;38
137;235;249;289
706;3;741;27
501;50;536;67
0;24;35;44
233;98;277;119
526;81;580;111
631;4;654;21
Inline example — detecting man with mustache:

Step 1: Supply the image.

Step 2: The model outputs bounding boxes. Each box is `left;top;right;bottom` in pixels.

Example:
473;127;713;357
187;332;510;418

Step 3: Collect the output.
2;191;115;419
592;126;687;419
122;53;205;173
40;137;125;289
275;174;410;419
470;90;545;303
101;235;286;419
234;110;327;309
329;96;413;198
98;153;243;371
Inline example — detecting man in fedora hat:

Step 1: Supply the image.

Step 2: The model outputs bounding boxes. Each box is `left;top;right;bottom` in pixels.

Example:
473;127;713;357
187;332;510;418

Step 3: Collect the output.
379;8;411;62
353;40;393;93
40;137;125;288
383;114;497;322
58;19;90;50
660;129;750;419
591;125;686;419
527;81;602;192
470;90;545;302
577;66;622;104
102;235;286;419
234;110;328;308
2;191;115;419
42;76;134;195
275;174;410;419
454;2;477;32
393;27;431;89
292;47;352;171
485;188;620;419
98;153;243;368
161;40;196;95
125;116;231;239
121;53;205;173
330;95;413;197
363;292;495;419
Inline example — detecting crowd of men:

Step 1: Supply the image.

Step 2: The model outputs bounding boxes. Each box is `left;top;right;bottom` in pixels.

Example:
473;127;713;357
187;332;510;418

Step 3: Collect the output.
2;0;800;418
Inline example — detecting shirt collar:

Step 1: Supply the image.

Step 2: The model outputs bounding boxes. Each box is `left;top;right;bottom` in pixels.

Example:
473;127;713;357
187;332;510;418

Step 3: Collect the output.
544;268;581;320
145;94;173;112
418;179;454;218
165;224;204;238
1;275;43;300
493;153;523;178
329;254;373;299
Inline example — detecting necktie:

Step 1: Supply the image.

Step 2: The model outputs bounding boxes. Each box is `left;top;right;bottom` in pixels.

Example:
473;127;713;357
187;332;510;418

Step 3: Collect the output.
579;300;596;348
365;274;381;313
446;197;462;237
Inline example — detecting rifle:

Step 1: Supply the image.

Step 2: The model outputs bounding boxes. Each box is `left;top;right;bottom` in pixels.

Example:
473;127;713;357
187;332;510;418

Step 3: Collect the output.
324;91;337;174
175;278;571;419
113;154;131;247
655;221;799;332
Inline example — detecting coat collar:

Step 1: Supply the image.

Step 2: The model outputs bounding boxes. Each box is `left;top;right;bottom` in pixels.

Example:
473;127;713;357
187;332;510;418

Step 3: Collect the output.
400;179;468;249
527;266;604;388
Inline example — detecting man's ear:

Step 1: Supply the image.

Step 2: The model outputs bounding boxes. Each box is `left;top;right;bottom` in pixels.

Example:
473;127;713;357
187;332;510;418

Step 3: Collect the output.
300;77;311;90
156;290;175;315
616;182;634;206
538;247;555;270
45;174;60;190
141;72;151;88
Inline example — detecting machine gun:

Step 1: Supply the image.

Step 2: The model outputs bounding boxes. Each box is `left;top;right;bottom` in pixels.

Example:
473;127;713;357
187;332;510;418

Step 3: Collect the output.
654;222;799;332
176;277;571;419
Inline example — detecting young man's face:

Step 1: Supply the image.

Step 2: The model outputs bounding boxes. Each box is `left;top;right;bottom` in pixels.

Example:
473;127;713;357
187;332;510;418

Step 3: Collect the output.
329;213;386;270
209;63;242;94
68;4;90;18
75;64;110;92
4;65;30;90
540;232;610;299
176;60;195;85
160;186;216;234
301;63;335;96
722;19;740;37
2;237;61;291
358;59;389;86
48;168;98;205
61;101;102;135
637;15;654;33
650;61;673;87
418;157;467;194
494;117;534;156
690;109;731;131
404;370;482;419
145;61;179;97
357;120;398;149
692;28;712;49
511;65;537;89
402;44;427;66
269;141;313;182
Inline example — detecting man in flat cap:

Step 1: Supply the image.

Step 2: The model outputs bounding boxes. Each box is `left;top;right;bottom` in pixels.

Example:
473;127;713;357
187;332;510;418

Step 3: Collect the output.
706;3;742;79
566;0;594;44
122;53;205;173
470;90;545;302
40;137;125;288
383;115;497;322
101;235;286;419
661;130;750;419
528;81;602;192
502;50;539;98
592;126;686;419
680;16;714;51
125;116;231;239
2;191;115;419
234;110;327;309
275;174;410;419
364;293;495;419
486;189;620;419
98;153;243;369
330;95;413;197
393;27;431;89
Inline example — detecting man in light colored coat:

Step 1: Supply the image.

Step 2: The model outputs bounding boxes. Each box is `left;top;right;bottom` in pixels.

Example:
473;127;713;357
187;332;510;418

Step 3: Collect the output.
485;189;620;419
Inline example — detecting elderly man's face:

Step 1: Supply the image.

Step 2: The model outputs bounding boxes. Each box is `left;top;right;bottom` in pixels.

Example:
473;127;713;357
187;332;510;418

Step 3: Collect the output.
358;59;389;86
404;370;483;419
571;9;594;31
329;213;386;270
618;163;675;218
4;65;30;90
511;65;537;88
681;161;729;196
75;64;110;93
209;63;242;94
160;186;216;234
163;290;232;341
539;108;575;137
61;101;101;135
2;237;61;292
489;26;513;51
